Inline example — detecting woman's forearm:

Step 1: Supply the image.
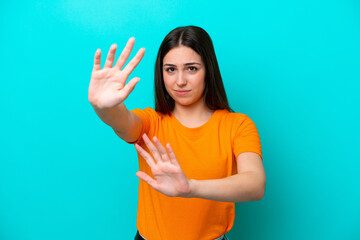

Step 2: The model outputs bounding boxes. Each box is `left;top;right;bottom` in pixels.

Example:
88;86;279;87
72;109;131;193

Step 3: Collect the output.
91;102;142;142
92;102;129;131
187;172;266;203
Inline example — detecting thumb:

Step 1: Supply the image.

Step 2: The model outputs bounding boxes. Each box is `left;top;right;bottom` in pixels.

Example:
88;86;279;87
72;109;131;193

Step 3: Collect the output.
136;171;157;189
122;77;140;97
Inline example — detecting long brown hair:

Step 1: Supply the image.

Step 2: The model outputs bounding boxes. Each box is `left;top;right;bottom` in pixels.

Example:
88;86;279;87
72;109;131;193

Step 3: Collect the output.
154;26;234;115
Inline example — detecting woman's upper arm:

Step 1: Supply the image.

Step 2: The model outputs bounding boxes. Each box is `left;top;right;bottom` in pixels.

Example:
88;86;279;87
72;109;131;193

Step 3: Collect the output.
236;152;264;175
115;107;157;144
236;152;266;199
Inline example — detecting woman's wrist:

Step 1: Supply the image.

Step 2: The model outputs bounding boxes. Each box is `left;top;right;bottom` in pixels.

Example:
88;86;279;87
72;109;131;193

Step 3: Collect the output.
185;179;197;198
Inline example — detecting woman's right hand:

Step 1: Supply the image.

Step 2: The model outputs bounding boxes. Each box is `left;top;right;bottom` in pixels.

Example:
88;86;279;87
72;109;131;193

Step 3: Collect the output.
88;37;145;109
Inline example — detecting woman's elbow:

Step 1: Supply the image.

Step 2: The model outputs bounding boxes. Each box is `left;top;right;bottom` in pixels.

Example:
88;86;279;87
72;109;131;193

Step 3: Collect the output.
255;178;266;200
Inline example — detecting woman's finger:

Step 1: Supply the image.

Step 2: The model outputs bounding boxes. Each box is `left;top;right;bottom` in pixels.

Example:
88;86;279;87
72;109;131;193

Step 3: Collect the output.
166;143;180;166
118;77;140;100
152;136;171;163
121;47;145;79
142;133;163;163
114;37;135;70
135;171;158;190
135;143;157;168
92;49;101;71
104;44;117;68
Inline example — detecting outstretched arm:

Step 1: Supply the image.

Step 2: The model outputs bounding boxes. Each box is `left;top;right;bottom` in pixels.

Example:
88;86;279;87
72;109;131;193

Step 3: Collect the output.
189;154;266;202
135;134;266;203
88;37;145;143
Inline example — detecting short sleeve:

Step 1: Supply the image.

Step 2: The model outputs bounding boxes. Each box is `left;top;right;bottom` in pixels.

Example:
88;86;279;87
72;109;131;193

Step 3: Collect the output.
125;107;157;145
232;114;263;160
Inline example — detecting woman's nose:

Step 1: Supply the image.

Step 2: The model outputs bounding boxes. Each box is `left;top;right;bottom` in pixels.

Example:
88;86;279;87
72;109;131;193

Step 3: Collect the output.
176;73;187;86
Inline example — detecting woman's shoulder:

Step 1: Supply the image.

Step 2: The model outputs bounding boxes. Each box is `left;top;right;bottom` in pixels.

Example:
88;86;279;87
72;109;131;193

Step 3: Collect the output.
217;109;250;121
131;106;157;115
131;107;169;121
216;110;261;144
216;109;259;131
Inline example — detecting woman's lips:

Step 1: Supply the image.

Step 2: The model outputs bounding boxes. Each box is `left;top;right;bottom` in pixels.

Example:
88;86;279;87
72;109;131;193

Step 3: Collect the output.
174;90;190;96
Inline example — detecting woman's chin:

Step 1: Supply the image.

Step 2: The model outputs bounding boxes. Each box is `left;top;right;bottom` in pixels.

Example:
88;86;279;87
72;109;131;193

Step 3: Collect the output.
174;99;200;107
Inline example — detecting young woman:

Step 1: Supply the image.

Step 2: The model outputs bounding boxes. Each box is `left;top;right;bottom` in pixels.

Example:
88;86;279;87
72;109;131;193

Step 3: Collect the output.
88;26;266;240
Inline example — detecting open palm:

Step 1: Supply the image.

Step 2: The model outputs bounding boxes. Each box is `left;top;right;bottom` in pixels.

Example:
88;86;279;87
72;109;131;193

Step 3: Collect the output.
88;37;145;109
135;134;192;198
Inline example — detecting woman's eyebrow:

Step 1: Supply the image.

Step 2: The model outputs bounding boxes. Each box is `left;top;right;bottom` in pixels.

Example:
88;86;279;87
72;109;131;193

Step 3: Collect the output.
163;62;201;67
184;62;201;66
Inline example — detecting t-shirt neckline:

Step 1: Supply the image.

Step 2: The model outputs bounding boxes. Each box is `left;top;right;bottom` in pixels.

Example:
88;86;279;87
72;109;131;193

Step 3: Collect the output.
169;110;221;138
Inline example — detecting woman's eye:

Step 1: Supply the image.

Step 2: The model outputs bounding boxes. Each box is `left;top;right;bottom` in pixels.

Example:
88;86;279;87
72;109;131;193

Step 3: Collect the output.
166;67;175;72
188;66;198;71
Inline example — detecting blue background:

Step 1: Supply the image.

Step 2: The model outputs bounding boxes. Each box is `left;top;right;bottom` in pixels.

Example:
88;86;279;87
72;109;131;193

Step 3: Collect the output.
1;0;359;239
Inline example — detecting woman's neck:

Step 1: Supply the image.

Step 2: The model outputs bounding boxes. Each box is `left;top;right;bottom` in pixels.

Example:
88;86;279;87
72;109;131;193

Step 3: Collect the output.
172;99;214;128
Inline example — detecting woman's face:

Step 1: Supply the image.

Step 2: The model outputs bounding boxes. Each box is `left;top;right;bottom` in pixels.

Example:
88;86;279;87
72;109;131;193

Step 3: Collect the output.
162;46;206;108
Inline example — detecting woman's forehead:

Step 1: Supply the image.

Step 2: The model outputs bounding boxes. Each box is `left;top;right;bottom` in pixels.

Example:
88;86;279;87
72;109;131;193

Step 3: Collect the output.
163;46;202;64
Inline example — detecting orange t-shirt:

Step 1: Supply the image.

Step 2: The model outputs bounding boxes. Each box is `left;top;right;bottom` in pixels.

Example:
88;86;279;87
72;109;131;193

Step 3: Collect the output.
126;107;262;240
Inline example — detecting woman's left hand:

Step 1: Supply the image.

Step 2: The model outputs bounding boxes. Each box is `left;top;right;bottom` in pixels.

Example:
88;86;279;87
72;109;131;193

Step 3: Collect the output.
134;133;192;198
